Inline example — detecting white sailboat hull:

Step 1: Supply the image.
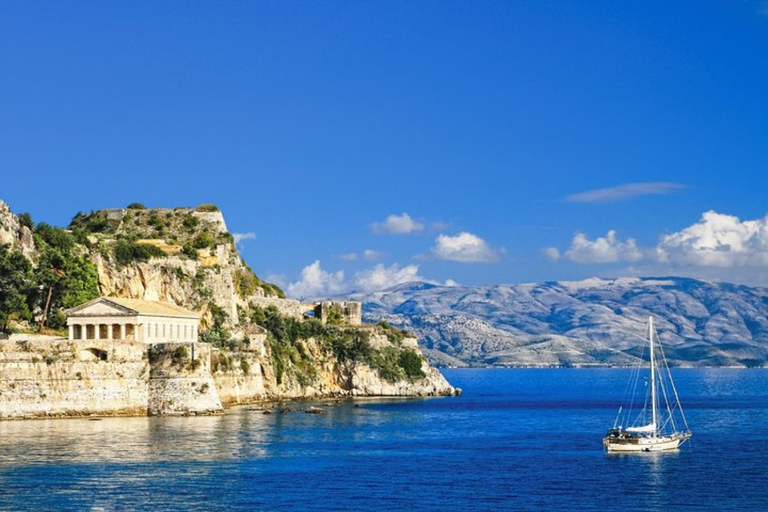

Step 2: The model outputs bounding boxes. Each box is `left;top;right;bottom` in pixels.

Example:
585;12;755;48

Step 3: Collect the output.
603;432;690;452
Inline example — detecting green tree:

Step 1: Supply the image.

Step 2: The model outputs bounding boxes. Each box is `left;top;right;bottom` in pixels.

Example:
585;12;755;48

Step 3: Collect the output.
0;245;33;333
33;224;99;329
17;213;33;230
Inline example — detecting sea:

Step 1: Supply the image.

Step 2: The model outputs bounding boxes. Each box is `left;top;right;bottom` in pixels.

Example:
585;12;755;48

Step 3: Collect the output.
0;368;766;511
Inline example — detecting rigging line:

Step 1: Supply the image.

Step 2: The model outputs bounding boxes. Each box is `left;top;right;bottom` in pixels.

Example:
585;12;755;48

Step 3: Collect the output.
656;330;690;431
653;328;677;433
626;341;646;427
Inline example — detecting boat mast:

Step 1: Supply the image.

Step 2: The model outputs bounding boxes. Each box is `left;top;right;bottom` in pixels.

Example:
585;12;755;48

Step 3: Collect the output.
649;316;657;437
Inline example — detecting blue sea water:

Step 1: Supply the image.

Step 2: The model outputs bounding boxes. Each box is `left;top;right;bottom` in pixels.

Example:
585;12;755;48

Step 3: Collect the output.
0;368;766;511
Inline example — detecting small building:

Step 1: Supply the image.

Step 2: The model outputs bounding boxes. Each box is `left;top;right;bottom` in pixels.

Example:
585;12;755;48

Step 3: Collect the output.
313;301;362;326
65;297;200;343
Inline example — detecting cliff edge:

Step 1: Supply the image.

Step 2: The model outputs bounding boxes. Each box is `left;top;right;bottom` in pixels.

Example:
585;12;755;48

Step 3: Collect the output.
0;201;455;418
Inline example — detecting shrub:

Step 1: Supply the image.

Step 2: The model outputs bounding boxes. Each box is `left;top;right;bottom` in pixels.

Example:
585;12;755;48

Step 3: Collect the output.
113;240;166;266
182;243;199;259
192;231;215;249
195;203;220;212
399;350;426;379
127;203;146;210
182;214;199;231
171;346;188;366
17;213;33;230
147;214;164;228
377;321;411;344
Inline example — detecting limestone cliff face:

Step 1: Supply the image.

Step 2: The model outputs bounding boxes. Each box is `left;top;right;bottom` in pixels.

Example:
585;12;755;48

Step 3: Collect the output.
211;332;455;404
0;201;456;412
0;200;36;259
76;208;263;332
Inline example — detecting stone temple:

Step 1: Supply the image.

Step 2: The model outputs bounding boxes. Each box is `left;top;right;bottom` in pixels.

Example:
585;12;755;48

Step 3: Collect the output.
65;297;200;343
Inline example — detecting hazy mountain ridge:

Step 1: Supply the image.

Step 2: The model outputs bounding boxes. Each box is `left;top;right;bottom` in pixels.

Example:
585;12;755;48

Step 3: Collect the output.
345;277;768;367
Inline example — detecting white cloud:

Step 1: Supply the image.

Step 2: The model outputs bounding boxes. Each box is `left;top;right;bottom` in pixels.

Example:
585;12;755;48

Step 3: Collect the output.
657;210;768;267
354;264;424;292
443;279;460;287
370;213;424;235
560;231;644;264
566;182;686;203
341;249;381;262
286;260;346;299
432;232;501;263
543;247;561;261
547;210;768;271
232;232;256;244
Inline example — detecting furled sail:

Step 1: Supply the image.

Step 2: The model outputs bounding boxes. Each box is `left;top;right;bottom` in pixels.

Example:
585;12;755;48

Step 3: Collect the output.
626;423;656;434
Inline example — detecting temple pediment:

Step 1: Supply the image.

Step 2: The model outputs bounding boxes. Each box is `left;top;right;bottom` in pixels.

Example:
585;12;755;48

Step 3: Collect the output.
66;298;138;317
66;297;199;319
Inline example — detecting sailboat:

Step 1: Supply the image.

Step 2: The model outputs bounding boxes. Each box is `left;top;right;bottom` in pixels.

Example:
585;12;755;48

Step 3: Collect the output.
603;316;692;452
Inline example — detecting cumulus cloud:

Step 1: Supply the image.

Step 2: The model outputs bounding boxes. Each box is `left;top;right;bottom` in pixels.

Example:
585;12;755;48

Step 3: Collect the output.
565;182;686;203
546;210;768;271
353;264;424;292
284;260;456;298
432;232;501;263
370;213;425;235
657;211;768;267
286;260;346;299
560;231;644;263
232;232;256;244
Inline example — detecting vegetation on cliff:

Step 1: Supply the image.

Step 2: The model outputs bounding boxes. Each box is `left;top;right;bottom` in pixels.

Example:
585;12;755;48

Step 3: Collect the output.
248;305;426;385
0;203;285;334
0;244;34;332
0;217;99;333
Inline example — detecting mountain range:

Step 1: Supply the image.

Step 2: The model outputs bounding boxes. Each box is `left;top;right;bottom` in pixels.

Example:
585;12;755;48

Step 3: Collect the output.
343;277;768;367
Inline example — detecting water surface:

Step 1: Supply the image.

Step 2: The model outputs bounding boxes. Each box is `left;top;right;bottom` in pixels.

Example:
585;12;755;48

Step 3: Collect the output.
0;368;765;511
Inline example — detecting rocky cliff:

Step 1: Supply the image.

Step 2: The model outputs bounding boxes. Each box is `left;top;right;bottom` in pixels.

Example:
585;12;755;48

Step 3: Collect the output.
0;200;35;259
0;201;455;418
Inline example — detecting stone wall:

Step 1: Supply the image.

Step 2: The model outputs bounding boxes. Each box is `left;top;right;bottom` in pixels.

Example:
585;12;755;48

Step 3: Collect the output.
0;328;456;420
0;337;149;419
314;301;362;325
0;337;224;419
147;342;222;415
247;296;307;320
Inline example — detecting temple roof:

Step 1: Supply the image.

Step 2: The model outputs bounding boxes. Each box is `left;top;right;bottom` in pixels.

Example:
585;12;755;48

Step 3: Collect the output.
66;297;200;319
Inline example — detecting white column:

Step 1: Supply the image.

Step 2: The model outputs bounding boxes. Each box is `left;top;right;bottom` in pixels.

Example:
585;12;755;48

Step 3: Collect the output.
81;324;87;340
94;323;100;340
120;324;126;340
108;324;113;340
68;325;74;340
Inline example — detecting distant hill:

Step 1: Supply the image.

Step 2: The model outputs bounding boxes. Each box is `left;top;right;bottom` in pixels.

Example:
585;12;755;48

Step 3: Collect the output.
343;277;768;367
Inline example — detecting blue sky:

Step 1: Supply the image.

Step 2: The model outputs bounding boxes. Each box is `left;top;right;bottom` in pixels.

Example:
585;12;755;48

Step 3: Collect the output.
2;1;767;297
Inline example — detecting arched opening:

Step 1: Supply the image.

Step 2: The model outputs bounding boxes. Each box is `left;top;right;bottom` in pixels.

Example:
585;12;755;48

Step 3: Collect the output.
79;348;108;362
